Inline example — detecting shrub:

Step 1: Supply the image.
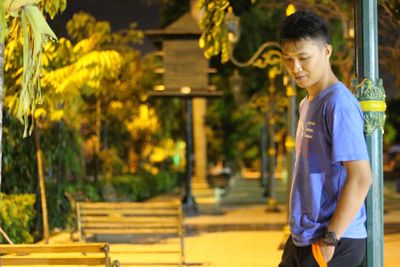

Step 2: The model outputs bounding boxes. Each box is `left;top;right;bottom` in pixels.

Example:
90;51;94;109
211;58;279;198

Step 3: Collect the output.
45;183;73;230
64;181;103;202
155;171;179;192
108;171;179;202
0;193;36;244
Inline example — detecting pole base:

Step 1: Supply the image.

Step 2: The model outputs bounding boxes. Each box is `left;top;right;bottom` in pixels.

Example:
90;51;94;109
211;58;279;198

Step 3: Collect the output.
182;194;198;217
265;197;281;212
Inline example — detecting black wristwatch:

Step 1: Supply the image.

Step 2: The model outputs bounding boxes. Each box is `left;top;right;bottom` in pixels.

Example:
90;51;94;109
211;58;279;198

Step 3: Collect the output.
322;231;339;246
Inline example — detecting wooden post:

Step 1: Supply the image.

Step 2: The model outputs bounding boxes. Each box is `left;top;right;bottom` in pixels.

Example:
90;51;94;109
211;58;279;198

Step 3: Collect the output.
34;127;50;242
0;37;4;190
193;98;207;180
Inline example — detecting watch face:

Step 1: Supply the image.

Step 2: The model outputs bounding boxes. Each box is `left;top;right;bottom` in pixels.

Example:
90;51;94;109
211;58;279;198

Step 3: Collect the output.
323;232;337;246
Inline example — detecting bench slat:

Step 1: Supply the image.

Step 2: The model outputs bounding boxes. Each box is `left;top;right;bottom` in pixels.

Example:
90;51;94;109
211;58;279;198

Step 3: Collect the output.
76;200;184;265
80;210;178;216
79;202;180;209
0;244;108;254
82;216;178;223
84;228;178;234
82;222;178;228
0;257;106;265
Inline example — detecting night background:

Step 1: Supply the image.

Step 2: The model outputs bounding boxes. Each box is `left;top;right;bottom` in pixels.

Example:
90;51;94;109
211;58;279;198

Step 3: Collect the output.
0;1;399;266
48;0;161;53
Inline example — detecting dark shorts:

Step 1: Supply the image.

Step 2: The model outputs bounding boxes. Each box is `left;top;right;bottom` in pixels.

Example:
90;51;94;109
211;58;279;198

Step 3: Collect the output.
279;235;366;267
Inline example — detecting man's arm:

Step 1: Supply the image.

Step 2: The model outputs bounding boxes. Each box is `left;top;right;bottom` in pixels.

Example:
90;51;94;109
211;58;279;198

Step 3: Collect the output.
320;160;373;262
328;160;372;238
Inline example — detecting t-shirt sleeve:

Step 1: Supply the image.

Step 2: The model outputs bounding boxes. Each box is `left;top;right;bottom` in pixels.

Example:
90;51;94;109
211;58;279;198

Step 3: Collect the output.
329;105;369;163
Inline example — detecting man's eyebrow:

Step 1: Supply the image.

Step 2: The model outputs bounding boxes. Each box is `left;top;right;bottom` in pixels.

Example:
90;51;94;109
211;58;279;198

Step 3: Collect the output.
282;52;309;56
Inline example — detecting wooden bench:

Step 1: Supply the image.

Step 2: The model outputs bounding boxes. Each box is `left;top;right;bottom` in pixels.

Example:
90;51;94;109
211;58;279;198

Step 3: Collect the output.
77;200;185;266
0;243;120;266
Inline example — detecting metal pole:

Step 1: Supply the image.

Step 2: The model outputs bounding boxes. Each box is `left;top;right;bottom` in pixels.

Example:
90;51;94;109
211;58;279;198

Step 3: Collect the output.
286;79;297;203
182;97;198;216
266;87;279;212
279;77;297;248
286;79;296;207
355;1;386;266
267;115;277;201
261;116;268;188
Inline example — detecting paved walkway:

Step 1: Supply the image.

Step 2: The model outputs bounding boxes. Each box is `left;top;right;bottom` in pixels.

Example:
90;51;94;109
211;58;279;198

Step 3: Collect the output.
43;175;400;266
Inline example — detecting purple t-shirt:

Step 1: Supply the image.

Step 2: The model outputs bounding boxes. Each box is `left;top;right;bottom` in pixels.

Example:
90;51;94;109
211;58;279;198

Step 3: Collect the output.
290;82;369;246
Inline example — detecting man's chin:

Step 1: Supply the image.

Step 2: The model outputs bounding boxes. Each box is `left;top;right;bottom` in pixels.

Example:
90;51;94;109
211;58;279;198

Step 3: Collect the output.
295;81;308;89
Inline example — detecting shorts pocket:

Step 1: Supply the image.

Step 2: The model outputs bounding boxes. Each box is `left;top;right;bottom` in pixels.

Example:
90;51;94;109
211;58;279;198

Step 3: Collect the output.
311;243;327;267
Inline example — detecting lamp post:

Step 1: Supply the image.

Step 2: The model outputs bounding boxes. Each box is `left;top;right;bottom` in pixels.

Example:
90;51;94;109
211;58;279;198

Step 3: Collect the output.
279;72;297;249
229;69;270;190
146;12;223;217
225;7;283;212
183;94;196;216
354;1;386;266
228;69;244;105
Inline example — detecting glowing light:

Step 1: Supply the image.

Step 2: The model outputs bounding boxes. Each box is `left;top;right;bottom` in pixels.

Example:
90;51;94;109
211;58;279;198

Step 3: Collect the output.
154;85;165;91
180;86;191;94
286;4;296;17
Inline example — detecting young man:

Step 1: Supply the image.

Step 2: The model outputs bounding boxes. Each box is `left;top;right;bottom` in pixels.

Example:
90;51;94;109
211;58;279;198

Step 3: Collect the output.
278;11;373;267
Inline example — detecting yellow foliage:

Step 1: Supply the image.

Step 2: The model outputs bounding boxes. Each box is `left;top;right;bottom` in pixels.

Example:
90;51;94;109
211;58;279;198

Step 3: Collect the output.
83;135;98;158
141;144;152;159
110;101;123;110
50;109;64;121
149;138;180;163
149;147;166;163
142;163;159;175
34;107;46;118
125;105;159;136
73;35;100;55
42;0;67;19
198;0;231;62
139;139;186;174
42;49;123;95
66;12;111;43
4;36;23;72
4;95;19;112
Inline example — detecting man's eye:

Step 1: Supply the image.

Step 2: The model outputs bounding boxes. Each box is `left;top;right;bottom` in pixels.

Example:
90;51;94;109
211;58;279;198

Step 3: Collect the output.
299;57;309;61
283;57;292;61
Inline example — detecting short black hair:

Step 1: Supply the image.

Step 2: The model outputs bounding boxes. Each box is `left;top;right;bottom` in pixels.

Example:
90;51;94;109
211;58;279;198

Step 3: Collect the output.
279;11;330;44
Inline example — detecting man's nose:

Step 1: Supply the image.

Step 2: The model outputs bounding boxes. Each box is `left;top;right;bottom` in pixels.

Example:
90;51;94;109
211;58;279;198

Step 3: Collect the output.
293;59;302;73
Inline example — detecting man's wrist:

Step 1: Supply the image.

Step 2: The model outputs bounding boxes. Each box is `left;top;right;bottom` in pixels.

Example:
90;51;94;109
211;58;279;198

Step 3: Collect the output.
322;231;339;246
327;224;343;240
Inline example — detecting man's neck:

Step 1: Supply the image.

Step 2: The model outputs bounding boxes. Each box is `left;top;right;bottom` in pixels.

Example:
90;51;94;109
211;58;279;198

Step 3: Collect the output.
307;71;339;101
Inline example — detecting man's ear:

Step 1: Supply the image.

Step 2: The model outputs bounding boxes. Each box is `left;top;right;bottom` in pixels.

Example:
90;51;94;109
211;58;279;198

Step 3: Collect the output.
324;44;333;59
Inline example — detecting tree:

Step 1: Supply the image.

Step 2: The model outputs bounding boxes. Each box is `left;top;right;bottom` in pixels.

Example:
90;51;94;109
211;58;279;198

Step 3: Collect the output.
16;11;179;192
197;0;400;169
199;0;287;169
0;1;202;242
379;4;400;96
379;0;400;25
0;0;65;243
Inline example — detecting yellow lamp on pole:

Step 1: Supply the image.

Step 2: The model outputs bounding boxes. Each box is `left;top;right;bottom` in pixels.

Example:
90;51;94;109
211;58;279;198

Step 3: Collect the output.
285;4;296;17
224;5;284;213
225;6;241;44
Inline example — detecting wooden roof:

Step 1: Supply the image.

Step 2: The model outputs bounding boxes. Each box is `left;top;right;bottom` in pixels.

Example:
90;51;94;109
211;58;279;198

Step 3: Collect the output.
145;12;202;37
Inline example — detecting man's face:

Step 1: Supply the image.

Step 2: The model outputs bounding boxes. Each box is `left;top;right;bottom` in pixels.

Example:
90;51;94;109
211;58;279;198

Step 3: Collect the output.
281;38;331;90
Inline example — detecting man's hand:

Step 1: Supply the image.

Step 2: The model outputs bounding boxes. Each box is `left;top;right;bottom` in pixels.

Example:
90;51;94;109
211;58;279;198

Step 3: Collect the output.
318;239;335;262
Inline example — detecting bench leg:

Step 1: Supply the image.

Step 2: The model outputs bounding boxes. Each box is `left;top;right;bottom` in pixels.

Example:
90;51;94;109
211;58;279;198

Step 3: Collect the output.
180;234;185;266
111;260;121;267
